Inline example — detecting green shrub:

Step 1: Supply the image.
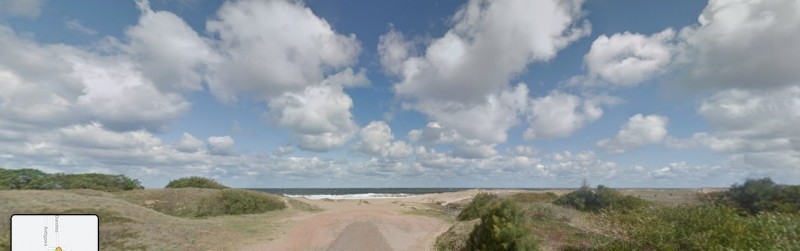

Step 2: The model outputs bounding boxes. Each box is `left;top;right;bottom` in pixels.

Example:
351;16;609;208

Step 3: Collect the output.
726;177;800;214
0;168;143;191
197;189;285;216
555;185;648;213
466;199;539;251
600;203;800;250
0;168;49;189
509;192;558;204
166;176;228;189
458;192;499;221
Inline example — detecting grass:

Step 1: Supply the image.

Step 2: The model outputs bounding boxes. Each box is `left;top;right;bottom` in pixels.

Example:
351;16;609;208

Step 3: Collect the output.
0;189;294;250
115;188;286;217
436;184;800;251
404;202;458;223
165;176;228;189
437;191;613;250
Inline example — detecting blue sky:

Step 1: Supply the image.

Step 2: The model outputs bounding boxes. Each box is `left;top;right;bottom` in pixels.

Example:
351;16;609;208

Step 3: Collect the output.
1;0;798;188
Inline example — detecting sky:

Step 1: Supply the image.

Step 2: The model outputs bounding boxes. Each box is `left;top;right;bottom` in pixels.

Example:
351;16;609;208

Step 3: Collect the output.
0;0;798;188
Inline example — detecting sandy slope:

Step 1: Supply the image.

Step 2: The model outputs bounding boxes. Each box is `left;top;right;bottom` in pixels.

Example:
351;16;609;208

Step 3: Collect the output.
243;189;502;251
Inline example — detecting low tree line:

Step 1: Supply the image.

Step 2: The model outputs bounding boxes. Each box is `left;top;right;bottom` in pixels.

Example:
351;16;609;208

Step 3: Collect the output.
0;168;143;191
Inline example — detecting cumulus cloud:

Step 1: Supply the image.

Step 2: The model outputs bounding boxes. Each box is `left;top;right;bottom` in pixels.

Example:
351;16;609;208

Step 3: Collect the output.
353;121;412;159
410;84;530;144
0;24;190;133
175;133;204;153
268;85;358;152
598;114;669;153
207;136;234;155
126;0;214;92
545;150;619;181
408;122;498;159
205;0;361;102
0;0;44;18
663;86;800;182
667;86;799;155
382;0;589;103
377;0;591;156
203;0;365;152
583;29;675;87
377;27;413;76
509;145;538;157
414;147;543;177
525;91;619;140
675;0;800;90
698;87;800;138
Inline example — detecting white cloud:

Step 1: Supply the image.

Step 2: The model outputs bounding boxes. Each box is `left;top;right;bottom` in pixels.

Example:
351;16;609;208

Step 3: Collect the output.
377;27;413;76
675;0;800;90
205;0;361;102
598;114;669;153
59;122;162;150
200;0;365;152
0;24;190;133
382;0;590;103
525;91;619;140
268;85;358;152
668;86;799;154
545;150;619;181
663;86;800;182
509;145;538;157
207;136;234;155
411;84;530;144
407;122;498;159
126;0;214;92
0;0;44;18
175;133;204;153
584;29;675;87
323;67;370;88
378;0;591;155
698;87;800;138
414;147;543;177
353;121;412;159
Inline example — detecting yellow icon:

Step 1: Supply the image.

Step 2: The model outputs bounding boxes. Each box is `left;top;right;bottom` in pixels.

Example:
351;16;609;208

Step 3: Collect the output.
55;247;62;251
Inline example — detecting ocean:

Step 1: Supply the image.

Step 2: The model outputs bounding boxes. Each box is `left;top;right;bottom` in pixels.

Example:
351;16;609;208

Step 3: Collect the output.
247;188;548;200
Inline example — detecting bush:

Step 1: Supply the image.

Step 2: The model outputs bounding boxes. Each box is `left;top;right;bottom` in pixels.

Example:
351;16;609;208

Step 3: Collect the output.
166;176;228;189
726;177;800;214
457;192;499;221
466;199;539;251
0;168;143;191
555;185;648;213
0;168;49;189
509;192;558;204
197;189;285;216
600;203;800;250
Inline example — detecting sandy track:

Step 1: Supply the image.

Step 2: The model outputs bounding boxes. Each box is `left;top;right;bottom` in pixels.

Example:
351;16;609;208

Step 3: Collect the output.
242;190;514;251
247;206;446;251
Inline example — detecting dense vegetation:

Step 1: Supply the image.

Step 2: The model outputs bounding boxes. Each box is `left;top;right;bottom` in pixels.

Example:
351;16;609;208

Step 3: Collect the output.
210;189;287;215
166;176;229;189
438;178;800;250
554;185;649;213
457;192;499;220
466;199;538;251
0;168;143;191
725;177;800;214
598;203;800;250
118;188;285;217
